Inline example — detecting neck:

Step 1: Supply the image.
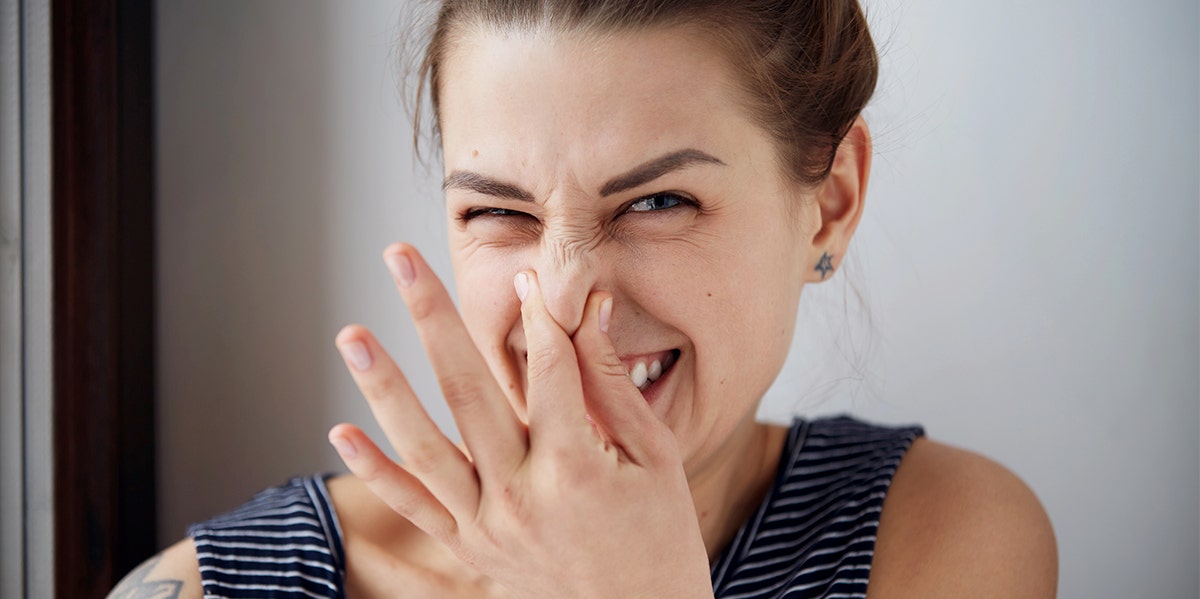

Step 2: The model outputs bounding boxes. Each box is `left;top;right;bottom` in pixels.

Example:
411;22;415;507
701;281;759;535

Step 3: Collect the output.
686;418;789;561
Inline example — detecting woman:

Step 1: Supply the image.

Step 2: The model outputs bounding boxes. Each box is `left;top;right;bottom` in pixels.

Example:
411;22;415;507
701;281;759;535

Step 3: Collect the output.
113;1;1057;597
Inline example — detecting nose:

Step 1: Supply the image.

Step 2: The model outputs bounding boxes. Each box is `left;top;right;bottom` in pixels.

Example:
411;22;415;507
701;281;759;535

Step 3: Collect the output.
531;238;599;337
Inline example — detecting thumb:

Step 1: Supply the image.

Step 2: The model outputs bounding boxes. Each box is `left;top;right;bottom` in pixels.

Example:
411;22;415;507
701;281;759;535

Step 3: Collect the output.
572;292;667;466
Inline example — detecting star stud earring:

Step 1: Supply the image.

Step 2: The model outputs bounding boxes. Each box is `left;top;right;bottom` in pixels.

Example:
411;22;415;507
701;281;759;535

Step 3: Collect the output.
815;252;834;280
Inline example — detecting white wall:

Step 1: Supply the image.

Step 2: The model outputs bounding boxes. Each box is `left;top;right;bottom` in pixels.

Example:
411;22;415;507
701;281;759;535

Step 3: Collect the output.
156;2;1199;597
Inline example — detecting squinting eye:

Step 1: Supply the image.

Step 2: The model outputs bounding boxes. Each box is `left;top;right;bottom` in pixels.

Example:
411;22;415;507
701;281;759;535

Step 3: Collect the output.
627;193;684;213
460;207;530;222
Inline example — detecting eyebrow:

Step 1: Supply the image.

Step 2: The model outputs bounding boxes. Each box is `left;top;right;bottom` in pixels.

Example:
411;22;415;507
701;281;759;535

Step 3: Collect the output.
441;148;726;202
441;170;535;202
598;149;725;197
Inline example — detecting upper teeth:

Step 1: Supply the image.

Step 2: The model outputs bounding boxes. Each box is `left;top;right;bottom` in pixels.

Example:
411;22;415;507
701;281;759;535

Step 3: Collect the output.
628;359;664;390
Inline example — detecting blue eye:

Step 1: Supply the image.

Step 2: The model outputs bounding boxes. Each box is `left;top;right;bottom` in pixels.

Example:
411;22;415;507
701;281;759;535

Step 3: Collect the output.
482;207;524;216
627;193;684;213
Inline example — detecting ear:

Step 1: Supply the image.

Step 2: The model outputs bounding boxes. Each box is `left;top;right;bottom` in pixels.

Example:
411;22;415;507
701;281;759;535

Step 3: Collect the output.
807;116;872;283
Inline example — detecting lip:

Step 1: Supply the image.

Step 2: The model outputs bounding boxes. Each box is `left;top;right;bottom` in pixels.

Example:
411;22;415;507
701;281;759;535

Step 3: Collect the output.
517;346;682;409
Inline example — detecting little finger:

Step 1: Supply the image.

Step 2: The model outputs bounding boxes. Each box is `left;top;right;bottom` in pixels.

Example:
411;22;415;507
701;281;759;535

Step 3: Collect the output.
328;423;458;542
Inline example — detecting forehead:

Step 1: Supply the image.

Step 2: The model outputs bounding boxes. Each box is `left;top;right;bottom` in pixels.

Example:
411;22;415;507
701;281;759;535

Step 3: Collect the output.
437;25;756;177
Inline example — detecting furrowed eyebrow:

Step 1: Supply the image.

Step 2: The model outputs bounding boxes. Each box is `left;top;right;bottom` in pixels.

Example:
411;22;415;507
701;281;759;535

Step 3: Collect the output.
442;171;536;202
442;148;725;202
599;149;725;197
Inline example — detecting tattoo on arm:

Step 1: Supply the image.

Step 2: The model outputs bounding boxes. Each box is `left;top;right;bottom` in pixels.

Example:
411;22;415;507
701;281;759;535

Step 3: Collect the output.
108;555;184;599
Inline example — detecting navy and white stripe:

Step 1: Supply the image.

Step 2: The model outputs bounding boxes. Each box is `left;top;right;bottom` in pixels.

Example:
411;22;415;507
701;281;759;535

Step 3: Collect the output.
188;416;920;598
711;416;923;598
188;475;346;598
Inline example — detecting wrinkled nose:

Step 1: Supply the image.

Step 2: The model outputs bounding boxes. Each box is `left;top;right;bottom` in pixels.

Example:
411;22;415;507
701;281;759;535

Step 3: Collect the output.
532;239;598;337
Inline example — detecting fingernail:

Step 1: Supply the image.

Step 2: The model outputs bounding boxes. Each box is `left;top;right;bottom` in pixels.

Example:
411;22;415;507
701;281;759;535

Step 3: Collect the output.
514;272;529;302
331;436;357;459
385;253;416;288
599;297;612;334
339;341;372;371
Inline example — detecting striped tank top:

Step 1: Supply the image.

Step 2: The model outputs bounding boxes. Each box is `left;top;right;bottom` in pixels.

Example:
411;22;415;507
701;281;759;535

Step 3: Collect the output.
188;416;922;598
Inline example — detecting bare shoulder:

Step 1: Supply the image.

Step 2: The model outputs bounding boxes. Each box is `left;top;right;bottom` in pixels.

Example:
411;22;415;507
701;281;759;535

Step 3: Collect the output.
107;538;203;599
867;437;1058;599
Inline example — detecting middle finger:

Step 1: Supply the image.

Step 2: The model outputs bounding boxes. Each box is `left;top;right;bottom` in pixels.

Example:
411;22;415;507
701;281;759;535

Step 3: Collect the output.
383;243;528;481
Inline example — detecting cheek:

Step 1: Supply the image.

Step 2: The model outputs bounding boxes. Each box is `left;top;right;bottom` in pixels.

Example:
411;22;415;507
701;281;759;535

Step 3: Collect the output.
694;292;796;376
454;258;522;353
683;242;802;402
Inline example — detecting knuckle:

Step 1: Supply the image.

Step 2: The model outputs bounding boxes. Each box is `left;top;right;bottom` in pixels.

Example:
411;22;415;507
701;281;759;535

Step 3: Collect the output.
382;491;421;519
402;440;444;476
595;352;627;379
438;373;487;410
406;292;439;322
525;344;565;379
364;371;407;401
354;454;388;483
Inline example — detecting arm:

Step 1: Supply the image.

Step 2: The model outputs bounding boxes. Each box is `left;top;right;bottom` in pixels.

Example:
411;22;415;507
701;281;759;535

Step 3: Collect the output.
107;538;204;599
868;438;1059;598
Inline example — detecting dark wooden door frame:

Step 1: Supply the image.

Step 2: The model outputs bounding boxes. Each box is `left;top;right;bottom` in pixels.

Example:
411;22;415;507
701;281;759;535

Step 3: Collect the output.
52;0;156;595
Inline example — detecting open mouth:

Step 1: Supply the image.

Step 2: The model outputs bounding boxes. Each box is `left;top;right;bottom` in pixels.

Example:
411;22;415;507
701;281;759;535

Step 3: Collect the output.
620;348;681;393
518;347;682;404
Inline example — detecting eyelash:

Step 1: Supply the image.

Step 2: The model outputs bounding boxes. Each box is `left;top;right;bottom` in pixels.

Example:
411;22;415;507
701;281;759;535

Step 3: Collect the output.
457;192;696;223
458;207;527;222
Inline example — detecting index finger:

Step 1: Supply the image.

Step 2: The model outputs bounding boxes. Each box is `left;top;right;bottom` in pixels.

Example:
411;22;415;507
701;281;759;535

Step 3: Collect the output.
517;270;594;450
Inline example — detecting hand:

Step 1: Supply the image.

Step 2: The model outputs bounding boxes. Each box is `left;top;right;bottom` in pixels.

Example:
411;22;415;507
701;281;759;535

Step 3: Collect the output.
329;244;715;598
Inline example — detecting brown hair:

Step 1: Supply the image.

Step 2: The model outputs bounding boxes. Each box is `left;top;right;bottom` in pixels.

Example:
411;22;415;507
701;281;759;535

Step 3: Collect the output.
409;0;878;186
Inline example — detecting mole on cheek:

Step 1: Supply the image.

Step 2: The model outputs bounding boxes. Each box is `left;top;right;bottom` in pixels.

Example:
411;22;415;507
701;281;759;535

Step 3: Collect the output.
472;149;479;157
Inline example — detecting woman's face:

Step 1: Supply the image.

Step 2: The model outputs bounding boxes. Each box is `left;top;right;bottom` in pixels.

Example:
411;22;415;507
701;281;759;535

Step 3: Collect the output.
438;26;826;472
